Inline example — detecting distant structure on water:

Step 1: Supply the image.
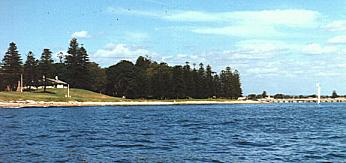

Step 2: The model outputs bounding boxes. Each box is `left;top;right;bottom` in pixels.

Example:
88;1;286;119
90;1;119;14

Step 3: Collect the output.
316;83;321;104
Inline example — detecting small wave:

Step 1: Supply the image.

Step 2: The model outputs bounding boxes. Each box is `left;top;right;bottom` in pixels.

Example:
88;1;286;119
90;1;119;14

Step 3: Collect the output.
218;121;236;125
234;140;274;147
36;134;49;138
54;129;71;133
112;144;145;148
325;152;346;158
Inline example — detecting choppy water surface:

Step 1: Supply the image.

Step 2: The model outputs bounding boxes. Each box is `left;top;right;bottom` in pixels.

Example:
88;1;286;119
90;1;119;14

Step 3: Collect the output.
0;103;345;162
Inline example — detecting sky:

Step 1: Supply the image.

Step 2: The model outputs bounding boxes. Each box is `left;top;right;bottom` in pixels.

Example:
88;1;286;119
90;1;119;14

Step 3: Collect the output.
1;0;346;95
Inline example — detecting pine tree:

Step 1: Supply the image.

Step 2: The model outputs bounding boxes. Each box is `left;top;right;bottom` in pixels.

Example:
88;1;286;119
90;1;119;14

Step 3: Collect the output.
196;63;207;98
171;65;186;99
1;42;22;91
331;90;338;98
24;51;39;89
39;48;54;92
78;46;91;89
183;62;194;98
213;74;222;98
135;56;152;98
233;70;242;98
205;65;214;98
65;38;79;88
65;38;91;89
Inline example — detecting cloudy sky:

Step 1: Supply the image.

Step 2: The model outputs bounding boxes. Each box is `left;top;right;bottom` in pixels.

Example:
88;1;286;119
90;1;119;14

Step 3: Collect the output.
1;0;346;95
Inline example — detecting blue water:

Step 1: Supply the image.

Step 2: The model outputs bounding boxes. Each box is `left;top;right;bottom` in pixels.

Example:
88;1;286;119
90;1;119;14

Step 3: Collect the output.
0;103;345;162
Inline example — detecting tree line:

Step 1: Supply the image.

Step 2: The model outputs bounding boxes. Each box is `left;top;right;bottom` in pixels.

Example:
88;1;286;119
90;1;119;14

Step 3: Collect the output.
0;39;242;99
246;90;341;100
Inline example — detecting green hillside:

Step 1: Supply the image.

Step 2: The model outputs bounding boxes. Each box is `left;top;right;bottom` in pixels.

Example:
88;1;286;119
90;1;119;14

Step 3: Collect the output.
0;88;125;102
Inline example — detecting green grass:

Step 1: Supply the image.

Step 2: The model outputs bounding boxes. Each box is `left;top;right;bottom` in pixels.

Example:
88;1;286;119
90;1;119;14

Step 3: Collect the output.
0;88;125;102
0;88;238;102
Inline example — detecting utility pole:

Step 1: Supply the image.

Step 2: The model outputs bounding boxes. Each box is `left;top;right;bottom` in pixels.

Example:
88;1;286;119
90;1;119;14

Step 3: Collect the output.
20;74;23;92
67;84;70;98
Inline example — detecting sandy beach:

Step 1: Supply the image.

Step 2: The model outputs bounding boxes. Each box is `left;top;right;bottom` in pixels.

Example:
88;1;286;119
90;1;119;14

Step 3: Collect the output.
0;100;264;108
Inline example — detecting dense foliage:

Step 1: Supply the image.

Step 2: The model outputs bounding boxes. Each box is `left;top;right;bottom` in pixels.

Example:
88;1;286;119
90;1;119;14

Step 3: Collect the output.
0;39;243;99
105;57;242;99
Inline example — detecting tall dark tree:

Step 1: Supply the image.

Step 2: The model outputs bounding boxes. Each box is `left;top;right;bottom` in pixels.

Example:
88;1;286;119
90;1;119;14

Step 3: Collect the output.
220;67;234;98
24;51;39;89
39;48;54;92
233;70;242;98
88;62;107;93
150;62;172;99
106;60;138;98
1;42;22;91
197;63;208;98
183;62;194;98
205;65;214;98
213;74;222;98
65;38;91;89
171;65;186;99
135;56;152;98
331;90;338;98
78;45;91;89
261;91;267;98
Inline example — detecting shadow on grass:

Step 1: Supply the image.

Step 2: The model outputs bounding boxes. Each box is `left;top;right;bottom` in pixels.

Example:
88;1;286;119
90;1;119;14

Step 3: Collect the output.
31;91;56;94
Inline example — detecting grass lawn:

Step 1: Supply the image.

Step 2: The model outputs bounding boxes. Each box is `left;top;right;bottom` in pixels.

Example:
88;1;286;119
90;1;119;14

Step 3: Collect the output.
0;88;125;102
0;88;238;102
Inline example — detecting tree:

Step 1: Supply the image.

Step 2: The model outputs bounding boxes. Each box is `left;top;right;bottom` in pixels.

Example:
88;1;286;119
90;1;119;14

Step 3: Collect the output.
171;65;186;99
1;42;22;91
261;91;267;98
88;62;107;93
331;90;338;98
135;56;152;98
205;65;214;98
196;63;207;98
65;38;91;89
182;62;194;98
24;51;39;89
106;60;138;98
213;74;222;98
39;48;54;92
150;62;172;99
219;67;242;99
232;70;242;98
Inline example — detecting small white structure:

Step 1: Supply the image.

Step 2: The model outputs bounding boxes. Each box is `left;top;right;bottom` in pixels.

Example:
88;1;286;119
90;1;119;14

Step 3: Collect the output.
316;83;321;104
46;76;67;88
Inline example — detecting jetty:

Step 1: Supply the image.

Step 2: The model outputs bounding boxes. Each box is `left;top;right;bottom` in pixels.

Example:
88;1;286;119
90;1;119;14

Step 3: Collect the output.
264;98;346;103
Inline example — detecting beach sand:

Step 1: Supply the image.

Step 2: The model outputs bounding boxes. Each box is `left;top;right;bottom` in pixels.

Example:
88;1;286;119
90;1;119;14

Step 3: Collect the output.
0;100;264;108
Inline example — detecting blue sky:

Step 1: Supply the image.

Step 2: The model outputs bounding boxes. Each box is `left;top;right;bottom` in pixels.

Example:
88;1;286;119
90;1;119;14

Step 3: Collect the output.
1;0;346;95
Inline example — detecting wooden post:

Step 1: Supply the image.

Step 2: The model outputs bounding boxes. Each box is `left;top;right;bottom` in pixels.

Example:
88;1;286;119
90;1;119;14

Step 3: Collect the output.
67;84;70;98
20;74;23;93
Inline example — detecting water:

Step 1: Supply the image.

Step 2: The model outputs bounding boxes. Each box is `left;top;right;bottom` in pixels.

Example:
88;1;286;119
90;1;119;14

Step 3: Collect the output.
0;103;345;162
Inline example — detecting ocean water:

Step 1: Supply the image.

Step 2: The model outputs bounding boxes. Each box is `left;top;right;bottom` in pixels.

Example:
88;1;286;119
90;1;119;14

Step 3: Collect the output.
0;103;345;162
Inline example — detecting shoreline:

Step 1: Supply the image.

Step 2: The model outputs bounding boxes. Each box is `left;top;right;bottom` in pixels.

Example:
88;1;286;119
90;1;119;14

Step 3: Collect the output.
0;100;265;108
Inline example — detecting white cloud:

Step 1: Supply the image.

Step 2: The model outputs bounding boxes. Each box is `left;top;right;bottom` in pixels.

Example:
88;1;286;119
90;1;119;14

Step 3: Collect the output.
301;43;337;54
71;31;90;38
327;35;346;44
192;25;283;38
235;40;293;53
325;20;346;31
168;9;319;27
110;8;319;26
190;9;319;37
108;8;320;38
92;43;158;66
